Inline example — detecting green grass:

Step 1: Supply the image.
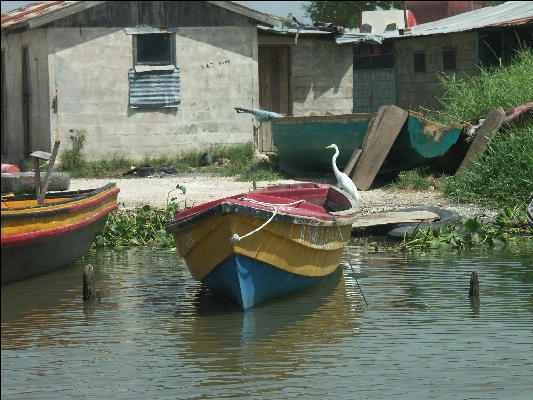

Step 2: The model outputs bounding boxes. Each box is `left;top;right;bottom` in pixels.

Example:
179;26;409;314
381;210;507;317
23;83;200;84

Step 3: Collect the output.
416;46;533;214
443;125;533;210
426;47;533;124
385;166;436;191
58;137;284;181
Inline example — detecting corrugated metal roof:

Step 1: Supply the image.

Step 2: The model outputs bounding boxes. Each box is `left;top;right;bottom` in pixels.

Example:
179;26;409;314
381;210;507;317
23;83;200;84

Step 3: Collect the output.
258;25;333;36
2;1;280;31
337;1;533;44
1;1;79;30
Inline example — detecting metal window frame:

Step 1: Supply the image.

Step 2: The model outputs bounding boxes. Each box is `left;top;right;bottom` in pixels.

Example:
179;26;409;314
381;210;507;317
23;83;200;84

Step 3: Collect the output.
132;33;176;66
442;47;457;71
413;51;426;73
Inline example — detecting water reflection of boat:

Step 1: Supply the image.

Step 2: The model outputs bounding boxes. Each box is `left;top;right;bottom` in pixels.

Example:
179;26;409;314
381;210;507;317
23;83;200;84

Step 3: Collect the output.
176;268;363;350
1;183;119;284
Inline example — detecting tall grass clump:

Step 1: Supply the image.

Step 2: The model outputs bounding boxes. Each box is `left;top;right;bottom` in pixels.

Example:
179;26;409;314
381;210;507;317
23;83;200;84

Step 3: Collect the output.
59;130;87;175
430;46;533;213
59;131;132;178
430;47;533;124
443;124;533;210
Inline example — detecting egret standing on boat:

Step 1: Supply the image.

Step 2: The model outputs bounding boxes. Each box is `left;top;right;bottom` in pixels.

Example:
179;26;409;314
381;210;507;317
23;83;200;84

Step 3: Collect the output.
325;144;361;205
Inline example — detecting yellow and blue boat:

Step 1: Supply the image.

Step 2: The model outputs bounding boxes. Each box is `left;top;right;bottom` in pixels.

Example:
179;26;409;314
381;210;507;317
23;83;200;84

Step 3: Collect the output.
165;183;358;310
1;183;119;285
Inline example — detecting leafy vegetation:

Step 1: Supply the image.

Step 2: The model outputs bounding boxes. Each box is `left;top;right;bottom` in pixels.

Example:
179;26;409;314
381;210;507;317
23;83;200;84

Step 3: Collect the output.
302;1;402;28
354;204;531;254
59;130;87;172
427;47;533;125
58;137;283;181
399;209;530;253
415;47;533;213
93;185;185;248
443;125;533;210
58;130;131;178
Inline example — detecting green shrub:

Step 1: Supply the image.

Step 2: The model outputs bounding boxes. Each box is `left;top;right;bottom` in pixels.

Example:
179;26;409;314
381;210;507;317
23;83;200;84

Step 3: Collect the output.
59;130;87;174
430;47;533;124
443;125;533;210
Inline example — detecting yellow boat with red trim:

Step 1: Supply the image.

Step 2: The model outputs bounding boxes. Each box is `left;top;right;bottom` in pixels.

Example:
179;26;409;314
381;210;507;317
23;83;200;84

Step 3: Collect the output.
1;183;119;285
165;183;358;310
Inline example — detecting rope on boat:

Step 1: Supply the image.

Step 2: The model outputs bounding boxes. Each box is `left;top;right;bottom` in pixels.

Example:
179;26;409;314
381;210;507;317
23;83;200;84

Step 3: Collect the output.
229;197;306;243
333;216;369;306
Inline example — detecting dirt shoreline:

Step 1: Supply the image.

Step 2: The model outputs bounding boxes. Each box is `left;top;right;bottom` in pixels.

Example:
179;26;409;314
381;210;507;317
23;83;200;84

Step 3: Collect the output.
70;174;495;218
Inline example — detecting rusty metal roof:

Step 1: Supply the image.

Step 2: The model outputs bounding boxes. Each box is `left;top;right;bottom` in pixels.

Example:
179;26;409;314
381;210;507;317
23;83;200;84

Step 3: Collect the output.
1;1;80;30
337;1;533;44
1;1;280;31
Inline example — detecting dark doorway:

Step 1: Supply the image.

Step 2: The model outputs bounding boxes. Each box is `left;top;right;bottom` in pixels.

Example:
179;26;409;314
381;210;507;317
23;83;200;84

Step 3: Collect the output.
1;50;6;157
258;46;290;115
22;46;31;157
257;45;291;152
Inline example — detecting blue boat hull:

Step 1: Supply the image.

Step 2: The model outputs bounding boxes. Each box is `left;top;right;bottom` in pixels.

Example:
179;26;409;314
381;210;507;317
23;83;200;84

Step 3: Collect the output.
202;253;327;310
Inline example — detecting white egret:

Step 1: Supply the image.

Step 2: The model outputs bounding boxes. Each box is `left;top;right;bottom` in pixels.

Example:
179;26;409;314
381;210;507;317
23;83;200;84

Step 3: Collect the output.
325;144;361;204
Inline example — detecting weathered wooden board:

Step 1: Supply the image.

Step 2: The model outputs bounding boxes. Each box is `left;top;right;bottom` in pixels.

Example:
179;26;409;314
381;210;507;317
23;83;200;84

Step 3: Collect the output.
343;148;362;176
344;107;383;176
455;107;505;175
350;105;408;190
352;210;440;228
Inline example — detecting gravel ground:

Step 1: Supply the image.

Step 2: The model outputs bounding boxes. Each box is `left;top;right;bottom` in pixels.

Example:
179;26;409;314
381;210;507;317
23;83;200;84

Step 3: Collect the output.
70;173;495;219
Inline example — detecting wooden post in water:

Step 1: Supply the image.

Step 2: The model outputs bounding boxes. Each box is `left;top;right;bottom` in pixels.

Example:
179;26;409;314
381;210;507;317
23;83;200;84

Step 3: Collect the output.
83;264;101;302
469;271;479;298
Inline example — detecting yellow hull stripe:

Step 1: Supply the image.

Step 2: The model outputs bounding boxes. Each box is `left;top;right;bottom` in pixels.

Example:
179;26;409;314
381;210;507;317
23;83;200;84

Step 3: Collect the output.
1;187;118;238
172;213;351;280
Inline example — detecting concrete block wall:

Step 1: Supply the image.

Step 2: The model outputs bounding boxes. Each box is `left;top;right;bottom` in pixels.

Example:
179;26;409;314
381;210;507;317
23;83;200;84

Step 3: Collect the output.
353;68;395;112
47;26;258;162
395;32;478;111
291;38;353;116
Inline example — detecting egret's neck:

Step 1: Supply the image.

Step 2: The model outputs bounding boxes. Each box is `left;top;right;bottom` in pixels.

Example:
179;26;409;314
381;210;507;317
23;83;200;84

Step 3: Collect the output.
331;148;341;177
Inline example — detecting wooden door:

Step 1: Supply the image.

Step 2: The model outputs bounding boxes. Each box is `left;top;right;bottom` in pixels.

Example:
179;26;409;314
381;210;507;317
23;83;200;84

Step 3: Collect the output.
258;46;290;152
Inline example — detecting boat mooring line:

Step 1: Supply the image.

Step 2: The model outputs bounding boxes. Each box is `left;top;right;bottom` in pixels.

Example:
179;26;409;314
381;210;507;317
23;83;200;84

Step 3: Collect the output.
229;198;306;243
333;217;369;306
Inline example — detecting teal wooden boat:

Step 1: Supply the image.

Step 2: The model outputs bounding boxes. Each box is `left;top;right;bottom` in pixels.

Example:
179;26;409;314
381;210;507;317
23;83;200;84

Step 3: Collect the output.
271;111;463;175
383;111;463;172
271;113;373;175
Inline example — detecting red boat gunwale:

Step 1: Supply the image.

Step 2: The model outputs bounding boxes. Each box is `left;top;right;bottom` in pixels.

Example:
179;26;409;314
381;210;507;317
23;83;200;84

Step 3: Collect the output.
1;184;119;219
166;183;358;234
1;183;120;247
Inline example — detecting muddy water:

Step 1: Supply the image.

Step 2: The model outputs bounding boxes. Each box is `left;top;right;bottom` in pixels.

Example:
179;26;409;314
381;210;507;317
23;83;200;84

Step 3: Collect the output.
2;245;532;399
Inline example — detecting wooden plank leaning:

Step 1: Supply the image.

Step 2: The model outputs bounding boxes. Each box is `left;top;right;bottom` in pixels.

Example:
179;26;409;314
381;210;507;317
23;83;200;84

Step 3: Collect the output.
37;140;60;205
343;107;384;177
455;107;505;175
349;105;409;191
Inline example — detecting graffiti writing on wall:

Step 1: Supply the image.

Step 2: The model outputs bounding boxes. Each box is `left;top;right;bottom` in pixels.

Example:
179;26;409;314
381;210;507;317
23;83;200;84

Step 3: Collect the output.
201;60;231;69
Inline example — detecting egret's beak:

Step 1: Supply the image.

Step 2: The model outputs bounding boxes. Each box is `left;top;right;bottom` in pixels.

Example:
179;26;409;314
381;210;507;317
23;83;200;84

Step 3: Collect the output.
325;145;334;149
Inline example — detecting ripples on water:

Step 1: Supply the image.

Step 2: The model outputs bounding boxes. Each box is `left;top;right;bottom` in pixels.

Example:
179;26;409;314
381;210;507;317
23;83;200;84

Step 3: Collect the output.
2;245;532;399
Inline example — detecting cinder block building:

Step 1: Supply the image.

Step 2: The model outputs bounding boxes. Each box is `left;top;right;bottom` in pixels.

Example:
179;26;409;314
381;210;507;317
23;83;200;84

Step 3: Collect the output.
340;1;533;112
1;1;278;165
